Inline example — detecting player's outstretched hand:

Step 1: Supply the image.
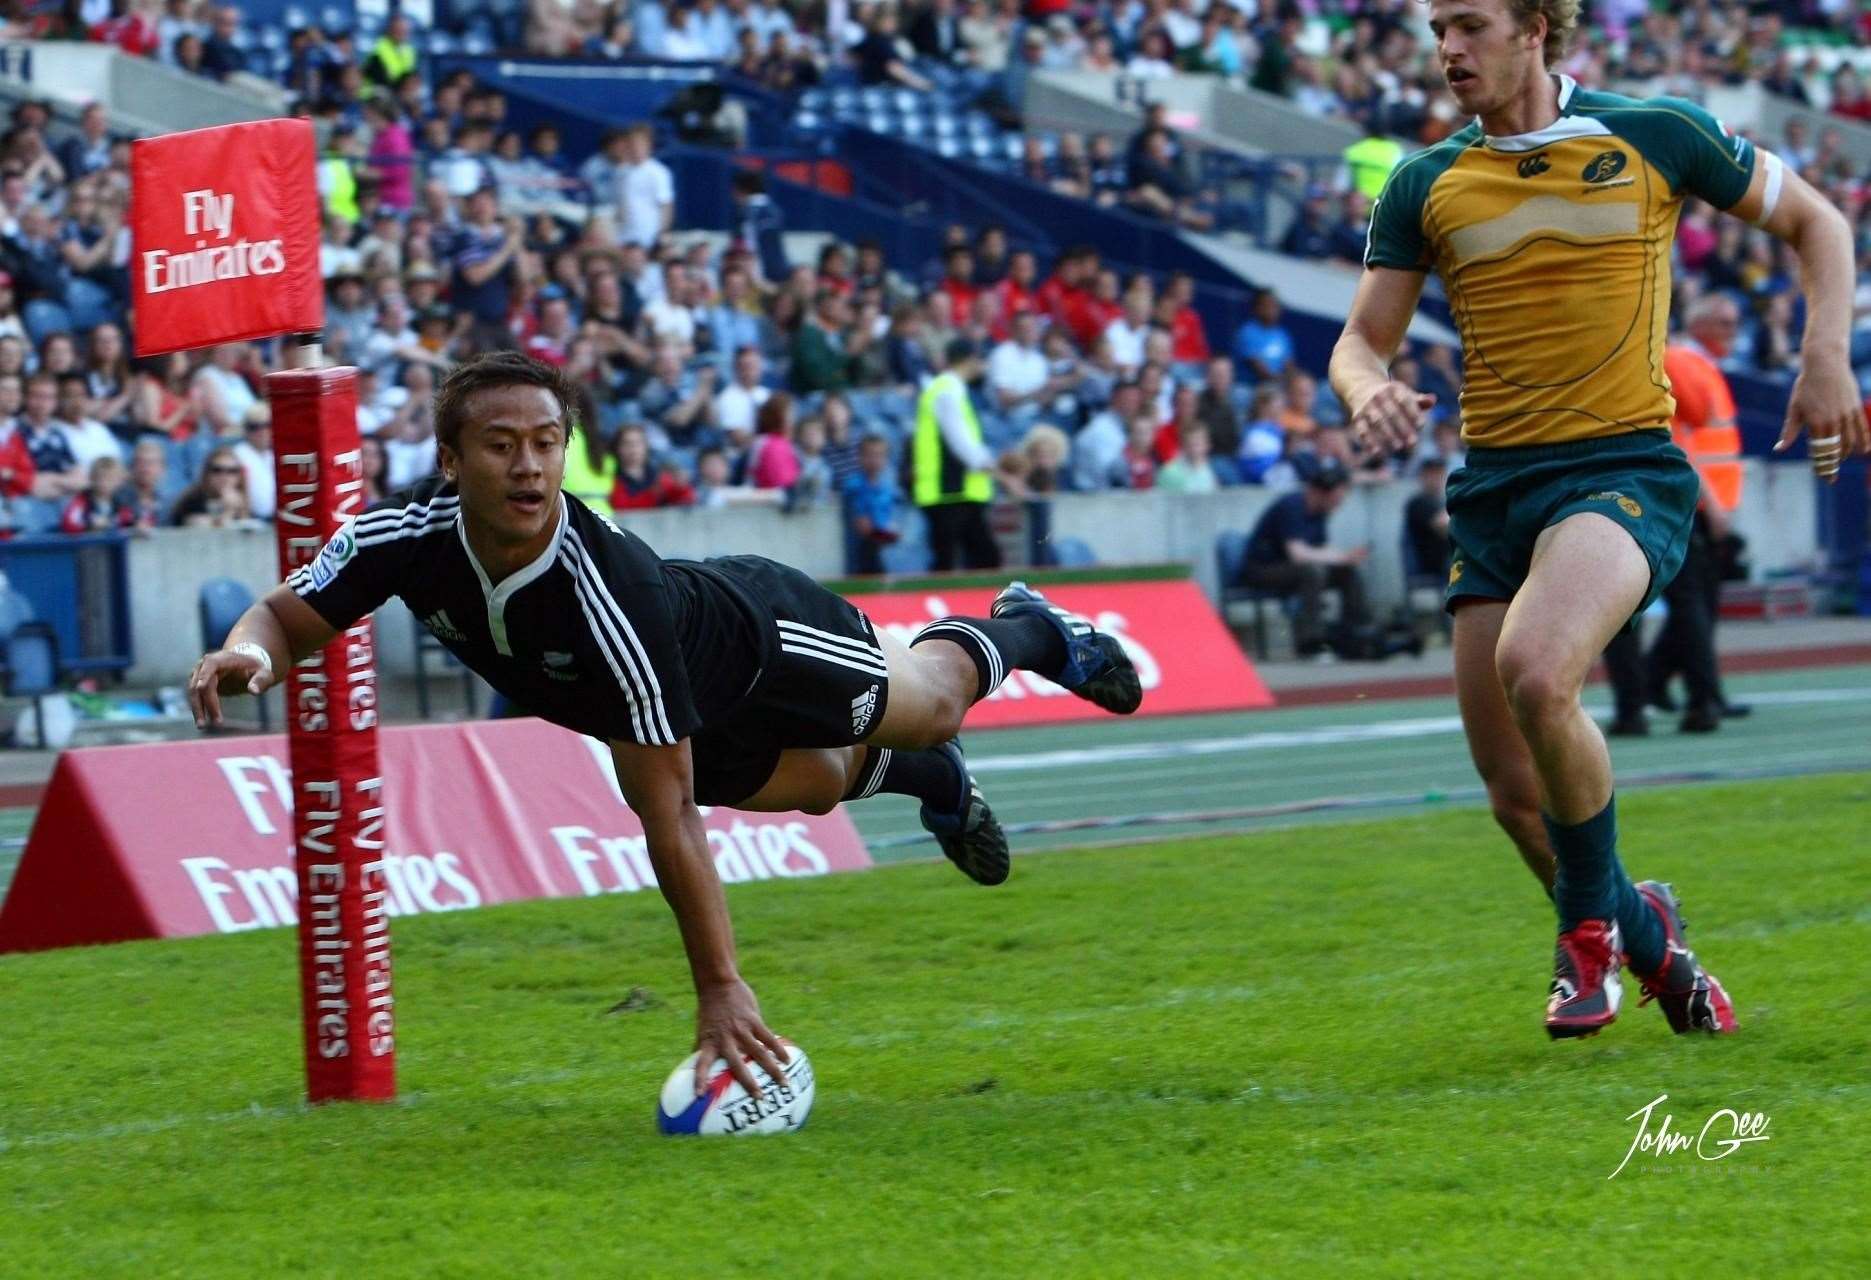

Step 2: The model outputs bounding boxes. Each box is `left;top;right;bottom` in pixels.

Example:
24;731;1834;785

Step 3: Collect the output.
187;645;275;729
1351;381;1436;455
693;977;790;1100
1776;353;1869;483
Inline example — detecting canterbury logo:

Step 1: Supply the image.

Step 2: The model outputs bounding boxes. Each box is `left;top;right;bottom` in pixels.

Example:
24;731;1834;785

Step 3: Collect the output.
850;684;879;737
423;609;468;643
1516;153;1549;178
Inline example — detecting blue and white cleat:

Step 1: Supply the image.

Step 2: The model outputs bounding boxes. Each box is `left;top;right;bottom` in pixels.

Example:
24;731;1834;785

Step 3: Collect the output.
919;741;1010;886
990;581;1143;715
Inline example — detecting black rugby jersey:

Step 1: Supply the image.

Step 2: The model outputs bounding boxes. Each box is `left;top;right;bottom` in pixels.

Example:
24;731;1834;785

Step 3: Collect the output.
286;477;771;745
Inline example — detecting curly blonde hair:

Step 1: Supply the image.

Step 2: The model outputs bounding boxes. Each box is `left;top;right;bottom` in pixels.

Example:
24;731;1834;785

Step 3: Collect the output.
1508;0;1581;67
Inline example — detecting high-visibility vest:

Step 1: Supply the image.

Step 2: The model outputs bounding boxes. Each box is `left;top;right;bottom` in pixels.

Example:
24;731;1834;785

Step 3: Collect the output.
371;36;417;84
1676;421;1744;513
913;372;993;507
319;155;358;223
1343;136;1404;199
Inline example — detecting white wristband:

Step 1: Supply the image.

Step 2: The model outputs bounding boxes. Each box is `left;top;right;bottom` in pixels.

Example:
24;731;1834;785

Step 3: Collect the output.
229;641;274;680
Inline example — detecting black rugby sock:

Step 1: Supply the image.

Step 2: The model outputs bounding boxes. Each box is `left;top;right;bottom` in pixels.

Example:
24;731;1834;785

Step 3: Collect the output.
842;745;967;812
909;615;1066;701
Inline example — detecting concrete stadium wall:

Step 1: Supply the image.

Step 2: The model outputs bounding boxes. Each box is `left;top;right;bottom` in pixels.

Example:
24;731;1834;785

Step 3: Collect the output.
125;461;1817;686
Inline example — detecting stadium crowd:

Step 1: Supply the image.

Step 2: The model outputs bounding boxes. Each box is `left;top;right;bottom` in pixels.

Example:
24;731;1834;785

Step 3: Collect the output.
0;0;1866;582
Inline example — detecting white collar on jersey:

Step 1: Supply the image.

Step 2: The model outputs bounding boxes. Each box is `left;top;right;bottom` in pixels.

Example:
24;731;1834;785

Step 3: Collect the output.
1478;75;1610;152
456;494;568;657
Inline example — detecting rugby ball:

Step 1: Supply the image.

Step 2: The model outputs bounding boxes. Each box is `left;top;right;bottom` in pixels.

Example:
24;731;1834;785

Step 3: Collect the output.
656;1042;814;1136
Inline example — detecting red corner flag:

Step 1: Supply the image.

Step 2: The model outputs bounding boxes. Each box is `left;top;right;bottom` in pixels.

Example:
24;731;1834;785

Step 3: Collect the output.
129;118;324;356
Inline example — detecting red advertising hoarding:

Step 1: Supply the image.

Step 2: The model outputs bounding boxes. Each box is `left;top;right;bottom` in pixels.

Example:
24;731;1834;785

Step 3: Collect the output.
852;580;1272;727
0;719;871;954
129;118;324;356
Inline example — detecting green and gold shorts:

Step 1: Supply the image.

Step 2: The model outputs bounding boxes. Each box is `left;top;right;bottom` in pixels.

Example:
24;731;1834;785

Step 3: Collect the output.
1444;430;1700;622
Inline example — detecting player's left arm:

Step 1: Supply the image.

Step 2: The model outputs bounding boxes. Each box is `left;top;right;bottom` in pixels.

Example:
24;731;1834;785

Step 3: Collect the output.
609;737;790;1099
1725;160;1869;475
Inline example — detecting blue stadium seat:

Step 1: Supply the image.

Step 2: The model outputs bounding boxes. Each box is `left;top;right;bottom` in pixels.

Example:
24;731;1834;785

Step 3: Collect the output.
3;624;59;744
829;88;858;114
461;32;493;55
795;110;822;131
866;114;893;134
891;89;921;113
965;114;995;137
860;87;891;112
425;31;457;56
968;136;996;160
1042;536;1098;567
0;584;35;639
283;4;310;28
1003;135;1024;161
320;5;349;32
267;48;292;77
257;24;286;51
931;113;958;136
935;136;962;159
898;117;927;140
799;88;828;113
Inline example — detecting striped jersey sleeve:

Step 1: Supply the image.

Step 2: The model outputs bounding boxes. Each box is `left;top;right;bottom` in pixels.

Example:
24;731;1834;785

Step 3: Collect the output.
287;487;461;631
555;511;699;747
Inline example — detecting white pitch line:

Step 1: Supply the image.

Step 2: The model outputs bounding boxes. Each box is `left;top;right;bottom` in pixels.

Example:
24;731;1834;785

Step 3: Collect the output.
964;687;1871;777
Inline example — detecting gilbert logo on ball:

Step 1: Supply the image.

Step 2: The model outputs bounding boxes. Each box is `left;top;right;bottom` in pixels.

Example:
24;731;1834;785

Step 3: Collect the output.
657;1043;815;1136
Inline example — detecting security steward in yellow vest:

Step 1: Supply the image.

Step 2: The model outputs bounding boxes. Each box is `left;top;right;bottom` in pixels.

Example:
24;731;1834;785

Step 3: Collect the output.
365;14;419;90
914;338;1002;571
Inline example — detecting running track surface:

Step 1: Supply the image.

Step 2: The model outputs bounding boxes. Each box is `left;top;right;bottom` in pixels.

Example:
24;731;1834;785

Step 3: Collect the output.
0;664;1865;895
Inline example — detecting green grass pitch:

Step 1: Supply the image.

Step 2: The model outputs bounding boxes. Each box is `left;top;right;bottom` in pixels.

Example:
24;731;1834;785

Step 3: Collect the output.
2;774;1867;1277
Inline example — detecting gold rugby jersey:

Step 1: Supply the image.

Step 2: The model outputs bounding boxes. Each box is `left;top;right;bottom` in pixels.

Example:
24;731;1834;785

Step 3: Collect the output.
1365;76;1759;447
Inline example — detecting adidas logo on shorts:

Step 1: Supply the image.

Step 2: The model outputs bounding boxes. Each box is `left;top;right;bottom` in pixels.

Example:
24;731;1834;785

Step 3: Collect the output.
851;684;879;737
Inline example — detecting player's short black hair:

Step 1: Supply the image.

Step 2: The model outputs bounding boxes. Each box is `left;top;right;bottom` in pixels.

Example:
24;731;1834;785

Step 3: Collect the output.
434;351;579;453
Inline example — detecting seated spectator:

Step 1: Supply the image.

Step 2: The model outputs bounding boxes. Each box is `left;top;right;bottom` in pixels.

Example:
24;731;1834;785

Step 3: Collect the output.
701;262;766;357
820;394;861;489
1163;272;1210;366
637;342;719;451
885;302;934;387
610;424;695;510
987;310;1053;426
843;433;902;574
937;246;979;328
1278;370;1323;448
1157;424;1221;494
1103;279;1155;375
1039;325;1088;425
747;392;802;490
1126;27;1177;78
1071;376;1139;491
201;6;249;80
16;372;84;501
856;5;934;91
692;443;779;508
1125;128;1214;230
382;364;439;488
231;416;275;520
1238;385;1289;484
53;373;120;472
358;435;389;506
1330;192;1373;264
82;321;133;433
192;343;269;439
1114;409;1159;490
791;289;855;393
1405;455;1452;580
171;445;255;528
1195;355;1245;457
130;353;198;440
1237;457;1371;658
1234;289;1295;381
1281;185;1338;259
1013;423;1071;495
122;438;171;529
713;344;772;438
791;416;834;505
59;455;131;533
